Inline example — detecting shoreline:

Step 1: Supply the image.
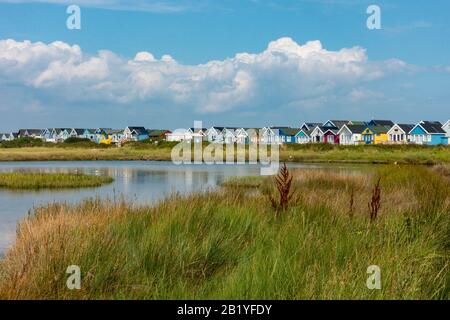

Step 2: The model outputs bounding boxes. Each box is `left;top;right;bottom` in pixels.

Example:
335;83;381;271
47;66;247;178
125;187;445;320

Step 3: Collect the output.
0;158;440;165
0;156;446;166
0;145;449;164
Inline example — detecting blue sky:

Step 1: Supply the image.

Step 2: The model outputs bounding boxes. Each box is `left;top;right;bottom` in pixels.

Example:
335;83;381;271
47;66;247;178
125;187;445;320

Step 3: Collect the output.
0;0;449;130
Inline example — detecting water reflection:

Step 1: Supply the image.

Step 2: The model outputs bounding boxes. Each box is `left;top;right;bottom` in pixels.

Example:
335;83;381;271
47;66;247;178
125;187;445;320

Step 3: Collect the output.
0;161;266;253
0;160;370;254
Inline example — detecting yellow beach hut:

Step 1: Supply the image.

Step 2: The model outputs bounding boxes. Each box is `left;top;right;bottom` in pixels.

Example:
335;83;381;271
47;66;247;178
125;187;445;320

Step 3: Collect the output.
362;126;390;144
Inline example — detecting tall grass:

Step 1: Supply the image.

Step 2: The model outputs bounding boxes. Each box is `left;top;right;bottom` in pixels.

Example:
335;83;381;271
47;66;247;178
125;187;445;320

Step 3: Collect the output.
281;144;450;164
0;144;449;164
0;173;113;190
0;166;448;299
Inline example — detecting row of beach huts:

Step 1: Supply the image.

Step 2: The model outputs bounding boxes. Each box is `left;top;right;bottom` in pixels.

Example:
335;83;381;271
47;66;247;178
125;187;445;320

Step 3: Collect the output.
167;119;450;145
1;120;450;146
0;127;171;145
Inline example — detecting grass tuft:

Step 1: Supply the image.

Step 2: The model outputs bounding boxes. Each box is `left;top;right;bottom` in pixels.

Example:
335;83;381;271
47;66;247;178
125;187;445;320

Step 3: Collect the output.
0;173;113;190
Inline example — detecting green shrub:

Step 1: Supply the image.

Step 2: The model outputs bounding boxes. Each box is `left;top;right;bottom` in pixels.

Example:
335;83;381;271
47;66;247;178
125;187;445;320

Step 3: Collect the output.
0;137;46;148
63;137;92;144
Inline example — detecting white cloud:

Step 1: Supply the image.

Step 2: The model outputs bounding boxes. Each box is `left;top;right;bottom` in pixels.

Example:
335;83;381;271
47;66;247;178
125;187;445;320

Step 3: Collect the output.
348;87;383;102
0;37;411;113
134;52;156;62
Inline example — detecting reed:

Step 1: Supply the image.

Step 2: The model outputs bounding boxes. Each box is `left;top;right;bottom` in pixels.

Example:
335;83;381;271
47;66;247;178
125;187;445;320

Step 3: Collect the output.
348;187;355;218
0;144;449;164
268;163;294;218
0;166;448;299
368;178;382;222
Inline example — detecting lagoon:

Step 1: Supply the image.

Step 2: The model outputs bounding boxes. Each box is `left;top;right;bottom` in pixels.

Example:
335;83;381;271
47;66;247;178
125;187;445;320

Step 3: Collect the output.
0;160;368;254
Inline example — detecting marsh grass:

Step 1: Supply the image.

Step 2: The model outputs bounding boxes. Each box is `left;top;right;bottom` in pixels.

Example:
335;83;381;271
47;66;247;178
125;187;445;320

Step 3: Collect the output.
0;144;449;164
280;144;450;164
0;166;448;299
221;176;264;189
0;173;113;190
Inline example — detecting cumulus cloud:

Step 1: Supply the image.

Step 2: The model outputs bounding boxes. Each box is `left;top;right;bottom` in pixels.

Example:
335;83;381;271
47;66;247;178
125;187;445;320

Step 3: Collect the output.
0;37;411;113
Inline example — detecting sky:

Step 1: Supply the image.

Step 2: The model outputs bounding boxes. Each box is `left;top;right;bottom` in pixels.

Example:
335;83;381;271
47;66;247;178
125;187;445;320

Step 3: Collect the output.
0;0;449;131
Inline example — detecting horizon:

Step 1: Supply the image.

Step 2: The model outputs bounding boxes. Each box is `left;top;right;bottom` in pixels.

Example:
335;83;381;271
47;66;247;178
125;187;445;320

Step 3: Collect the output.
0;0;449;131
2;119;450;133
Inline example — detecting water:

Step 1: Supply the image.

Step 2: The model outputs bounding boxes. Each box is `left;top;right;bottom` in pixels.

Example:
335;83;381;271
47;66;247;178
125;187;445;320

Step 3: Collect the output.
0;160;367;254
